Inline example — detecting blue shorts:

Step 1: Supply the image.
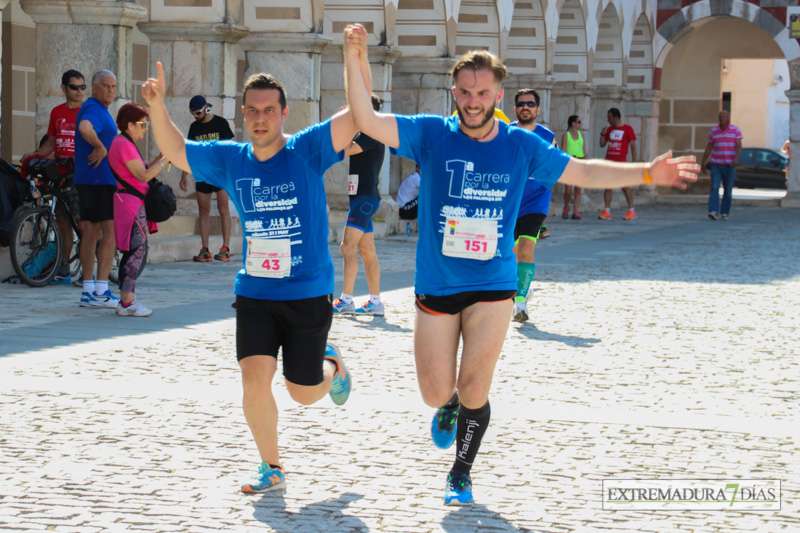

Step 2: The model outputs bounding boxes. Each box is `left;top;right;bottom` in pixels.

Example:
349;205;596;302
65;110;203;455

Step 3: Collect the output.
346;195;380;233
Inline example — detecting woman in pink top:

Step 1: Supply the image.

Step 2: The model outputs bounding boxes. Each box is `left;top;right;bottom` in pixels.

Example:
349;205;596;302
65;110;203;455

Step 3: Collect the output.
109;103;168;317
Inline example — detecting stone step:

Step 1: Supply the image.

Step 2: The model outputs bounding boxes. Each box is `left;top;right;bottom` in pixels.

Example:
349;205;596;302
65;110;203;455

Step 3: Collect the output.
147;234;243;264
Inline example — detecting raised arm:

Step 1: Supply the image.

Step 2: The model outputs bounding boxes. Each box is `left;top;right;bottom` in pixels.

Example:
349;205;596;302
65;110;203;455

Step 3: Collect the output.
560;150;699;190
343;24;399;149
141;62;191;173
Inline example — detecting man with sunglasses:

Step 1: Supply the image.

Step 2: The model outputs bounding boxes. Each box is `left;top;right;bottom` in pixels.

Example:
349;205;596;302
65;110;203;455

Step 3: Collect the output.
509;89;556;324
24;69;86;284
180;95;235;262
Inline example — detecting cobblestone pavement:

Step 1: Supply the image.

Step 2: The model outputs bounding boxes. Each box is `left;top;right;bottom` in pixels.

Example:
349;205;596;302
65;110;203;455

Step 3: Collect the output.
1;204;799;532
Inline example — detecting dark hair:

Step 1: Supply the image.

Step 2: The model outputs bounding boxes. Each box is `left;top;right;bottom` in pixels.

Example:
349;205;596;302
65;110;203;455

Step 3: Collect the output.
61;70;84;86
243;74;287;109
568;115;580;128
608;107;621;119
116;102;149;132
514;88;540;106
451;50;508;84
371;94;383;112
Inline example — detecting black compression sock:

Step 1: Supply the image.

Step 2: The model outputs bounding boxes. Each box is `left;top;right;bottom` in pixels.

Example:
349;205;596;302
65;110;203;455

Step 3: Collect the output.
452;401;491;474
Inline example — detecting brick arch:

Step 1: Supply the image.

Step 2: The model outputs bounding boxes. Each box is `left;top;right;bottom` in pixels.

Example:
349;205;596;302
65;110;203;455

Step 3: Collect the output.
506;0;546;75
454;0;501;57
593;3;623;85
552;0;587;81
655;0;800;88
394;0;449;57
627;12;653;90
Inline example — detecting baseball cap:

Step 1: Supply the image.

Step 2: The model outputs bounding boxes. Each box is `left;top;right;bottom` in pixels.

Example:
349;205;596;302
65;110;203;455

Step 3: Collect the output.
189;95;209;112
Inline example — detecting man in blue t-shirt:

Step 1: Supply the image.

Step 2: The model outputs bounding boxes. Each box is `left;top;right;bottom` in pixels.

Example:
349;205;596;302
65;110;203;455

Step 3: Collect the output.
509;88;556;324
141;63;358;494
343;23;699;506
74;69;121;310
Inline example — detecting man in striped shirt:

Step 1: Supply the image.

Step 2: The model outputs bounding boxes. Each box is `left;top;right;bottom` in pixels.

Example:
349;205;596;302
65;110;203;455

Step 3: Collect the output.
700;111;742;220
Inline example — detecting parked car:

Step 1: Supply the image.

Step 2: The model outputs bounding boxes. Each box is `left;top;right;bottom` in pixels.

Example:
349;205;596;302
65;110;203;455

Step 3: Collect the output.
734;147;788;189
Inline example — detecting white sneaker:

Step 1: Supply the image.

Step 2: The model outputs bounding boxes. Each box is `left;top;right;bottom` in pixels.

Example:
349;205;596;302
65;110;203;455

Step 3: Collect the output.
116;301;153;317
511;301;529;323
92;289;120;309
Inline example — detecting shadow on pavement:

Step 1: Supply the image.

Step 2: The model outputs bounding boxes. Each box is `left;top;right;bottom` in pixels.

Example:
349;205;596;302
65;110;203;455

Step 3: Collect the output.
513;323;601;348
345;316;414;334
252;491;368;531
442;503;530;532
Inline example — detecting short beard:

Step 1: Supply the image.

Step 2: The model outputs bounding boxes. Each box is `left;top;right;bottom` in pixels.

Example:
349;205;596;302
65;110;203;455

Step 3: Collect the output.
515;114;534;126
456;103;495;132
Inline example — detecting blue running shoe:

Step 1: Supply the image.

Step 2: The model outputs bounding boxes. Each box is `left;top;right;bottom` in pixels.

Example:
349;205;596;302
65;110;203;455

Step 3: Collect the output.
241;462;285;493
80;291;98;308
444;470;473;506
431;404;458;449
325;344;351;405
92;289;120;309
332;298;355;316
354;301;385;316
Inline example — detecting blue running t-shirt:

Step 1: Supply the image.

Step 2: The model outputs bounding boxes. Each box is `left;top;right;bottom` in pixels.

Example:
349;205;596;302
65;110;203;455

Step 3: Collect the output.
186;120;343;300
511;121;555;216
391;115;570;295
74;97;117;186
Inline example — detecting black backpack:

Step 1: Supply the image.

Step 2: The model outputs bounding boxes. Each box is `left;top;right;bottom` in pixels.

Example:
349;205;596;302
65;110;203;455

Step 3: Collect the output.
0;158;29;247
111;134;177;223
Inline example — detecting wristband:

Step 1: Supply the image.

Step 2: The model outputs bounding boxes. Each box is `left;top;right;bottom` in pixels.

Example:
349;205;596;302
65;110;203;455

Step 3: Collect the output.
643;163;651;185
159;160;165;168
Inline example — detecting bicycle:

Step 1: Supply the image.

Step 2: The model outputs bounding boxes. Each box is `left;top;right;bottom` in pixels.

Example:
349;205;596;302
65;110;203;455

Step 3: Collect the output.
9;157;81;287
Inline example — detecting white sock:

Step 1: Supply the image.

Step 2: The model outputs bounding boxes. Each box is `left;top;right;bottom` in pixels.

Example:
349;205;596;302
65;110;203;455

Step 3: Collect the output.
369;294;381;305
82;280;95;295
340;293;353;305
628;207;635;212
95;280;109;295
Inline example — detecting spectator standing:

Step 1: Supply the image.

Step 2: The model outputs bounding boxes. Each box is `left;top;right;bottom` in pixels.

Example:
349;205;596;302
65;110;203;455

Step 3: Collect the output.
180;95;235;262
781;139;790;179
24;69;86;283
560;115;586;220
598;108;637;221
397;166;420;220
700;111;743;220
109;103;168;317
74;69;120;308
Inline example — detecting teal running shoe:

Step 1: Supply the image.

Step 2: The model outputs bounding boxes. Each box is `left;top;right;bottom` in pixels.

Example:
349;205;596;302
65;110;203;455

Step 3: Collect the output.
354;301;384;316
332;298;355;316
241;462;285;493
325;344;351;405
444;470;473;506
431;404;458;449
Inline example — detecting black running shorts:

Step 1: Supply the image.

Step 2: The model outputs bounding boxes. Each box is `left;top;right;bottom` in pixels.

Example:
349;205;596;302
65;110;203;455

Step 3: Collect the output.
234;294;332;386
76;184;116;223
415;290;516;315
513;213;547;242
195;181;222;194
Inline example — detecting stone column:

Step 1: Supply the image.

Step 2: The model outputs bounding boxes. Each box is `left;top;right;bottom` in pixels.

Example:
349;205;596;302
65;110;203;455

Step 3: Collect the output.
626;89;664;163
782;89;800;208
239;32;331;136
20;0;147;141
0;0;10;145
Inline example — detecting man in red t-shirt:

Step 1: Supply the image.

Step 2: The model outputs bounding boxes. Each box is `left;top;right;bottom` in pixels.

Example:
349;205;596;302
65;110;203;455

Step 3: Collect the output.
24;69;85;282
598;107;638;221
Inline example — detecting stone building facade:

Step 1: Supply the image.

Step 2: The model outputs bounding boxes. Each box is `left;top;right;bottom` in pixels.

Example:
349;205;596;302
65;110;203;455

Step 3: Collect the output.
1;0;799;258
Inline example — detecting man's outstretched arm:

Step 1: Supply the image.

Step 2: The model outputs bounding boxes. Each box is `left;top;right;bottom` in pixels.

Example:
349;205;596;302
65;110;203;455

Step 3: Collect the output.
343;24;400;149
559;150;699;190
141;62;191;173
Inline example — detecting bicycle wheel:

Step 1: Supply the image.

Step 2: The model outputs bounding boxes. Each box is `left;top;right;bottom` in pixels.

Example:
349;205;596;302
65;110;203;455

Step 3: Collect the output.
9;206;63;287
109;239;149;286
67;232;81;281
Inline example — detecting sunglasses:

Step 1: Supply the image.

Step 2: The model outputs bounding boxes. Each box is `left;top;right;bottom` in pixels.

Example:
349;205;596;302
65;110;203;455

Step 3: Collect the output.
67;84;86;91
516;101;538;108
574;120;582;123
135;121;149;128
192;110;205;116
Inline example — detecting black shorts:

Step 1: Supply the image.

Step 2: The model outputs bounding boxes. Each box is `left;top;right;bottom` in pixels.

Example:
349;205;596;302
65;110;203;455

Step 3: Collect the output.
76;184;116;223
195;181;222;194
399;198;418;220
55;185;80;221
415;290;516;315
234;294;333;386
514;213;547;242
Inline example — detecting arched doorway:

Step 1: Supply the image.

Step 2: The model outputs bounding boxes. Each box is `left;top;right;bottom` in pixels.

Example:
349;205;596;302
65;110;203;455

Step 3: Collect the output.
655;2;800;204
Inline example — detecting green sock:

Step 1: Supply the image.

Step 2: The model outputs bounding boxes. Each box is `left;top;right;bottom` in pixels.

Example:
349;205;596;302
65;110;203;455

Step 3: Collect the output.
515;262;535;302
